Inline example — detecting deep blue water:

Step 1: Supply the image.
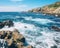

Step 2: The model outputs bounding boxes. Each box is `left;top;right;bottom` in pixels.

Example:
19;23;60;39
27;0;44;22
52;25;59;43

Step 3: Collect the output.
0;12;60;27
0;12;60;48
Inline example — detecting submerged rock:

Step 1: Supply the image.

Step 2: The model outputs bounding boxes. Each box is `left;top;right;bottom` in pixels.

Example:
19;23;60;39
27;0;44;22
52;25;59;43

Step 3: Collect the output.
51;45;57;48
0;22;4;29
51;26;60;31
24;26;27;28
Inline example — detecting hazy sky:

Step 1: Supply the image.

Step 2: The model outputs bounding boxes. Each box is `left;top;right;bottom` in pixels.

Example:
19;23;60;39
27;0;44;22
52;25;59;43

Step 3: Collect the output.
0;0;60;12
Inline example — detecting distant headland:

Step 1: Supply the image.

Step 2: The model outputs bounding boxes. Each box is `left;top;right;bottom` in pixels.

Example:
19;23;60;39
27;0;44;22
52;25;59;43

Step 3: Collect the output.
28;2;60;17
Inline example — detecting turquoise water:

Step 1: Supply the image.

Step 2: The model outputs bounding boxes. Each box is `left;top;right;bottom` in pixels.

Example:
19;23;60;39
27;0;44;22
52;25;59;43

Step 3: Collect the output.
0;12;60;48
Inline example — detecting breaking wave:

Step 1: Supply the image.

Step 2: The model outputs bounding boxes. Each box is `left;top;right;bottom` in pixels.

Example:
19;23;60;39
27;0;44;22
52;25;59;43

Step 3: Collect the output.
0;12;60;48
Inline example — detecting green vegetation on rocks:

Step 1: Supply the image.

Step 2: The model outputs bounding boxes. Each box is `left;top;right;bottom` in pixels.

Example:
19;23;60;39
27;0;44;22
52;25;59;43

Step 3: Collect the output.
28;2;60;16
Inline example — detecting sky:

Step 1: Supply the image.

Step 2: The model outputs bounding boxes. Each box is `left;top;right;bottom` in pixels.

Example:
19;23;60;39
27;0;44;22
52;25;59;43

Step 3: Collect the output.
0;0;60;12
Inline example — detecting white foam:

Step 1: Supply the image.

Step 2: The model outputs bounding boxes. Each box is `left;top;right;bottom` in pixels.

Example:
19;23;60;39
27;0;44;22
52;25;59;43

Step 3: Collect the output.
0;22;60;48
36;14;40;15
0;26;14;31
24;17;54;24
0;39;8;48
31;18;54;24
24;16;32;20
0;22;39;32
15;16;20;18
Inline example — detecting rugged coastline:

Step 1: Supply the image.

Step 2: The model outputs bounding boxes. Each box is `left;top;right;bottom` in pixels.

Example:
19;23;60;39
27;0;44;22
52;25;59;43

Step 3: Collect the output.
0;20;33;48
28;2;60;17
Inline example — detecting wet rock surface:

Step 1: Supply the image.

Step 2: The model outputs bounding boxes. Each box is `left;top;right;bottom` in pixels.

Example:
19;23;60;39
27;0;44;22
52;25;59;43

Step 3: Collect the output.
0;29;33;48
51;26;60;32
0;39;8;48
51;45;57;48
0;20;14;29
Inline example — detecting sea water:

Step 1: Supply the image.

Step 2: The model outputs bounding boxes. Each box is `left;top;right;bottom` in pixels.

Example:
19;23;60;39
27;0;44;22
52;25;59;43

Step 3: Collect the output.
0;12;60;48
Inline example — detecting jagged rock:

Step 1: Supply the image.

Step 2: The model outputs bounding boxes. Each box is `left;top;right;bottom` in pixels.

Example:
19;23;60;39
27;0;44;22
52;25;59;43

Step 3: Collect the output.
51;26;60;31
3;20;14;27
53;7;60;14
0;22;4;29
0;20;14;29
0;29;33;48
8;41;17;48
51;45;57;48
28;2;60;17
54;39;60;44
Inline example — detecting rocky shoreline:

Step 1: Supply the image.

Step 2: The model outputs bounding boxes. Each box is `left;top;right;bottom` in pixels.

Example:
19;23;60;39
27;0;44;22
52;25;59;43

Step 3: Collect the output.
0;20;33;48
28;2;60;17
0;20;60;48
0;29;33;48
0;20;14;29
42;13;60;17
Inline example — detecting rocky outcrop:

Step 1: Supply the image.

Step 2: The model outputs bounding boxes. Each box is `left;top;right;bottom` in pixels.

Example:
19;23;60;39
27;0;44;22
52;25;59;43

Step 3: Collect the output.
28;8;41;12
0;29;33;48
53;7;60;14
28;2;60;17
0;20;14;29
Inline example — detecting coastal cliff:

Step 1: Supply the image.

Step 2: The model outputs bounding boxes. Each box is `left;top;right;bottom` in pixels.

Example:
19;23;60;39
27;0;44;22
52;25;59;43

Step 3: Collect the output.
28;2;60;16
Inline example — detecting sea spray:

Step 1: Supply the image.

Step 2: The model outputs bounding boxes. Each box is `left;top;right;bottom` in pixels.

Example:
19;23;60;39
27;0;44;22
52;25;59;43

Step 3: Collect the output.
0;12;60;48
0;39;8;48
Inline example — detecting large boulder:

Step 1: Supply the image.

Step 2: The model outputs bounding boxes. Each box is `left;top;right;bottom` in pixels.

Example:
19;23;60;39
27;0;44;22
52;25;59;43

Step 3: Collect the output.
0;29;33;48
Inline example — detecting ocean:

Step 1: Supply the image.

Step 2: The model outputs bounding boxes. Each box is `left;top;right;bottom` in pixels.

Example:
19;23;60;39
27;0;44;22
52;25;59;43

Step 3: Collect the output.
0;12;60;48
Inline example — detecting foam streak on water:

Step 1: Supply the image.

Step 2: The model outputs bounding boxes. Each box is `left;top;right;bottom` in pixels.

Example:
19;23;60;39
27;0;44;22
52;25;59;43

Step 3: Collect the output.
0;12;60;48
0;21;60;48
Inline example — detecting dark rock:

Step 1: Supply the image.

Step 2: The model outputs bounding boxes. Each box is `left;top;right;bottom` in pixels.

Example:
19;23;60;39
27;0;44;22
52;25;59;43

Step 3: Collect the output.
20;38;25;43
51;26;60;31
0;20;14;29
3;20;14;27
17;37;25;43
7;35;12;39
4;33;8;37
1;35;6;39
24;26;27;28
54;39;60;44
51;45;57;48
0;22;4;29
0;31;8;39
8;42;17;48
7;32;12;39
